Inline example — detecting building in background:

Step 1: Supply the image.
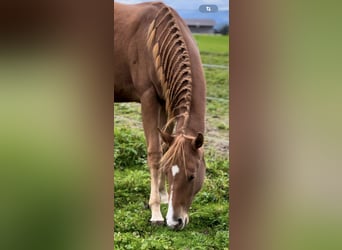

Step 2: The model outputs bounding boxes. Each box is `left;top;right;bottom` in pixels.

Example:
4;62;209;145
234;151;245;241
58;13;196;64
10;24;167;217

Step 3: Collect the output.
185;18;216;34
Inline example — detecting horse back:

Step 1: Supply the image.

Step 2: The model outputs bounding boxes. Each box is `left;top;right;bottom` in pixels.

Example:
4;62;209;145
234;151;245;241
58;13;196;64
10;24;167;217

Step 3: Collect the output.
114;2;166;102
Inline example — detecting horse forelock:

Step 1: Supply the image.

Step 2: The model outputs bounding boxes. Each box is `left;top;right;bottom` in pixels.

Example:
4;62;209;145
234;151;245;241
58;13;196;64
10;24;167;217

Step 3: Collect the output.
160;134;196;176
146;4;192;133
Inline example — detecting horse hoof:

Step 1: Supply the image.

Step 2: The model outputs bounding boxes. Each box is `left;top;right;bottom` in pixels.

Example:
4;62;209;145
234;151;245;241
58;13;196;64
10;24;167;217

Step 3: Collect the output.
150;220;164;226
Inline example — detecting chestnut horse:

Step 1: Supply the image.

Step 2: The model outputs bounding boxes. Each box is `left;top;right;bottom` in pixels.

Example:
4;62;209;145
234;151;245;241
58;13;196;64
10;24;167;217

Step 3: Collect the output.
114;1;206;230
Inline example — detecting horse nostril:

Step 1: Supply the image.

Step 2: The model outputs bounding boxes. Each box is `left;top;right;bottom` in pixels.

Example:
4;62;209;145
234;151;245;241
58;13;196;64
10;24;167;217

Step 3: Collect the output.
178;218;183;225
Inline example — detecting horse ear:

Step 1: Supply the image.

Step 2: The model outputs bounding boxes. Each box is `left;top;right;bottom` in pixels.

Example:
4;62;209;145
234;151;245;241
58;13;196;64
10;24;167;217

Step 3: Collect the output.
192;133;204;149
158;128;173;145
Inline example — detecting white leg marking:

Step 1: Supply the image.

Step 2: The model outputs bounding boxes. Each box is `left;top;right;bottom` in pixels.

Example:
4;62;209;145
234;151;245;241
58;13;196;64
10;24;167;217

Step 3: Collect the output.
159;168;168;204
149;167;164;222
150;205;164;222
160;190;169;204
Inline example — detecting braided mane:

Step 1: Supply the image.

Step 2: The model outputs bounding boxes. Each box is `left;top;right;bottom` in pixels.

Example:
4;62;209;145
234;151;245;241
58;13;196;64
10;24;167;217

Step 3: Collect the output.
146;3;198;172
147;4;192;134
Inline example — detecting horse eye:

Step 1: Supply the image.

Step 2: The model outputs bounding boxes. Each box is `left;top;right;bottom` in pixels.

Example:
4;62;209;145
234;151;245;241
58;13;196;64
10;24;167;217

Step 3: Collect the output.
188;175;194;181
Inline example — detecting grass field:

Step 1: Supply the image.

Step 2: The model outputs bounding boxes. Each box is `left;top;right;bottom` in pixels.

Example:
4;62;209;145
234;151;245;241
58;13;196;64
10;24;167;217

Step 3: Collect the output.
114;34;229;250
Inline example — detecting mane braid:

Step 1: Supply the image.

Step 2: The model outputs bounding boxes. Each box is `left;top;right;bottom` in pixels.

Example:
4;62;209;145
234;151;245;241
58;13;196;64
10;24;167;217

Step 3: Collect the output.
147;5;192;134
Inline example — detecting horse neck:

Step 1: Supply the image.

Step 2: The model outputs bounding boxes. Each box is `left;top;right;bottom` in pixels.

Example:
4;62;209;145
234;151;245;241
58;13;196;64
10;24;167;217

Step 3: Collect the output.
168;65;206;137
175;81;206;137
173;55;206;137
146;4;206;136
178;29;206;136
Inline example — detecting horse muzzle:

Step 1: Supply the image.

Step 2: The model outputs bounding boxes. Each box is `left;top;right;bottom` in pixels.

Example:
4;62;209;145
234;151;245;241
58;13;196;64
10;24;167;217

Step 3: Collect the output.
166;214;189;230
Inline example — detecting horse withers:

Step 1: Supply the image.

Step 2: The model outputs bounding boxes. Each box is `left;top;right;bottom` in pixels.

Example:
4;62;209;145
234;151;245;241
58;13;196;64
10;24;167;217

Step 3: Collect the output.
114;1;207;230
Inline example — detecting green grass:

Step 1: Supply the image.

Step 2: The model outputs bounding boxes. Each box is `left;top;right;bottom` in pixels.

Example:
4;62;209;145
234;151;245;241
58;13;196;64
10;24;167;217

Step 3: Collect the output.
114;34;229;249
194;34;229;68
114;128;229;250
193;34;229;55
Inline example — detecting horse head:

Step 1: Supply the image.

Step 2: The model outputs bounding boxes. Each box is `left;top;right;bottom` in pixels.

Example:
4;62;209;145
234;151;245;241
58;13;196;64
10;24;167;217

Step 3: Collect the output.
159;130;206;230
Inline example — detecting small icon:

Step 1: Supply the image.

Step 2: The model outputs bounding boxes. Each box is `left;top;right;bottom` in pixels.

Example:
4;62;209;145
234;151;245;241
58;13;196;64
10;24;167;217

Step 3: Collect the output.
199;5;218;13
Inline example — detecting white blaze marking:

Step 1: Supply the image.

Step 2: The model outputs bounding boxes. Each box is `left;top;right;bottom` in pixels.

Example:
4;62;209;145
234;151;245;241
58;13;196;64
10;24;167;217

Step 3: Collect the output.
167;165;183;228
171;165;180;177
166;186;178;227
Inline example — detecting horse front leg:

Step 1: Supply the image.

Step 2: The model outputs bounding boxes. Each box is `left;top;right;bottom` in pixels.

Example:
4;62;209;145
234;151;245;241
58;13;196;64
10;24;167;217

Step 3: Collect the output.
140;88;164;224
158;107;170;204
158;169;168;204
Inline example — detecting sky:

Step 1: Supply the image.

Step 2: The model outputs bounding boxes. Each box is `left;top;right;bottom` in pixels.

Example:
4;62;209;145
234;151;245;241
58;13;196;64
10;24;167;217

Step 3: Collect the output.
115;0;229;11
115;0;229;29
